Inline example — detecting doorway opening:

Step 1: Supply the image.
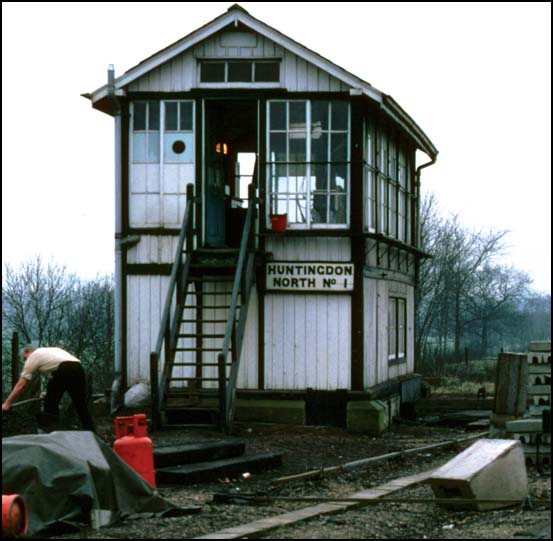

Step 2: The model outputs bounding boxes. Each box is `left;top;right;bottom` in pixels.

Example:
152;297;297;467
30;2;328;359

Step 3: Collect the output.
203;100;257;248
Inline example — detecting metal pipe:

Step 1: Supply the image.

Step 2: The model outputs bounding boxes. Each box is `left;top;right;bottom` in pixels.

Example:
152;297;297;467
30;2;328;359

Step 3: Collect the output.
108;64;123;414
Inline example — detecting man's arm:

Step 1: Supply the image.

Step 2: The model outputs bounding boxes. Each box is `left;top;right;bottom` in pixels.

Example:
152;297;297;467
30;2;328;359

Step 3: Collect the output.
2;378;29;412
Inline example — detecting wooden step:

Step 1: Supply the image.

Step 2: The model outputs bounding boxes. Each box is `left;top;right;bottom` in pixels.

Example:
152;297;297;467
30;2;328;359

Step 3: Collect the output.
154;440;246;468
178;333;225;339
156;452;283;485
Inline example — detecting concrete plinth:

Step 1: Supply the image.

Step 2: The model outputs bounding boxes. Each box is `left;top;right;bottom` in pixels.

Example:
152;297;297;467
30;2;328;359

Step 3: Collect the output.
234;399;306;425
347;400;387;434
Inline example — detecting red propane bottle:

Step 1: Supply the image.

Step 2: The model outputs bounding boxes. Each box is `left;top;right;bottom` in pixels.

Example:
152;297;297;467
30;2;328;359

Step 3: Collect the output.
113;414;156;487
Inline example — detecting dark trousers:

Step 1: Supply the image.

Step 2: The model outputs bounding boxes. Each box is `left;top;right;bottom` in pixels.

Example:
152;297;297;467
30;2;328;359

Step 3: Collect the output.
42;362;96;432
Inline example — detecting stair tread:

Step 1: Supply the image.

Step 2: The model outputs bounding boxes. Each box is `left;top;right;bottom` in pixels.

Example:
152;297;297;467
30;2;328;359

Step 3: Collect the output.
154;440;245;468
156;452;283;484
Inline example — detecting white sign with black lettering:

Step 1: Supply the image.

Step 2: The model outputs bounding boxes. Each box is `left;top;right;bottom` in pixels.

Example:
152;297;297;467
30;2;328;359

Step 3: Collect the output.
266;262;354;292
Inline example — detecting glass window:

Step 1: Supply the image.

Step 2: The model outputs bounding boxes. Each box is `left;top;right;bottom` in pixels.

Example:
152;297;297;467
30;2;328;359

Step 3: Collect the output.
132;101;160;163
165;102;178;131
388;297;407;362
228;61;252;82
254;62;280;82
267;100;349;228
201;62;225;82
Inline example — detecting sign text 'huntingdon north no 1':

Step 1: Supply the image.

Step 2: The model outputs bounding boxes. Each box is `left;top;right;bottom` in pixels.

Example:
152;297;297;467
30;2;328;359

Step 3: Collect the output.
266;262;354;292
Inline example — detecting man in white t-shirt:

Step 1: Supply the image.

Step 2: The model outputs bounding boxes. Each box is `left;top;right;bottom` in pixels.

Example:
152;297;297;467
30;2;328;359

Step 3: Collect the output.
2;346;96;432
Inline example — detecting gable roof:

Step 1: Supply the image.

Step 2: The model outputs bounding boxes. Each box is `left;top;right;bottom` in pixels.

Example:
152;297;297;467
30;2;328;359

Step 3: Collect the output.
84;4;437;158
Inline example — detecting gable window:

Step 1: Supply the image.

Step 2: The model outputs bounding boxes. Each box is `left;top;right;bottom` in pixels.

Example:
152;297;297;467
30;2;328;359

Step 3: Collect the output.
199;60;280;83
388;297;406;364
267;100;349;228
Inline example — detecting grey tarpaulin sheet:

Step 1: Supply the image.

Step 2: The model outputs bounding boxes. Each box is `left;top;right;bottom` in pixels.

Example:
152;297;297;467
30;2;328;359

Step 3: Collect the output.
2;431;198;537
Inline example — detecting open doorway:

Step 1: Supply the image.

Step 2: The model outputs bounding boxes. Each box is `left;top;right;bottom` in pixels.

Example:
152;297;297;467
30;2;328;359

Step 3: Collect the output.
203;100;257;247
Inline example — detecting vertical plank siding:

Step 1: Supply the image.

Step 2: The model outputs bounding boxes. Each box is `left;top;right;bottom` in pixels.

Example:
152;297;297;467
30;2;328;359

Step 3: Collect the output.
364;277;414;387
264;238;352;390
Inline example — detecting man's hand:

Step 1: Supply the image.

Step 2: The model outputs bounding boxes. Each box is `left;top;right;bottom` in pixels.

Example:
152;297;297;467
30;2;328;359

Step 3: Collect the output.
2;401;11;413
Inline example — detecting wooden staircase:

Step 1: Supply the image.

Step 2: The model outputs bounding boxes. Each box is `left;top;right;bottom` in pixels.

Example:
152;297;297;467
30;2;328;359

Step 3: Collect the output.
150;183;257;433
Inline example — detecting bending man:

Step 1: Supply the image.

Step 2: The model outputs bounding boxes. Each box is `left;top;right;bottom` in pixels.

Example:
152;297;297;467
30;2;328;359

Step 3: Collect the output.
2;345;96;432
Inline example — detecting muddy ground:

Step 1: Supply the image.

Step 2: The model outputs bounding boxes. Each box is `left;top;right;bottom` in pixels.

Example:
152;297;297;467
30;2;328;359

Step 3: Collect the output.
44;419;550;540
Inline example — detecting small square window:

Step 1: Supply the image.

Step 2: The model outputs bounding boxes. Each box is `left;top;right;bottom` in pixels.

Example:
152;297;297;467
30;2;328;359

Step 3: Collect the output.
201;62;225;82
255;62;279;82
228;62;252;82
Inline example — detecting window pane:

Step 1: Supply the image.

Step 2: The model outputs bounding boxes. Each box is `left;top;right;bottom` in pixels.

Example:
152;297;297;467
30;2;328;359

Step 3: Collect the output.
201;62;224;82
331;101;348;131
255;62;279;82
289;194;307;224
270;102;286;130
289;164;307;193
269;132;287;162
148;101;159;130
165;102;178;131
312;192;328;223
311;101;329;131
270;164;288;193
388;300;396;357
331;165;347;191
289;136;306;162
289;101;306;129
311;132;328;162
331;133;347;162
147;132;160;162
133;102;146;130
330;194;347;224
228;62;252;82
271;195;287;215
180;102;193;131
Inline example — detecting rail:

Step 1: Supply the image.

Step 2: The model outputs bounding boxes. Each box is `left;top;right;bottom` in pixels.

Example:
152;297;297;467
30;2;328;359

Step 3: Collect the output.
151;183;195;426
217;182;257;433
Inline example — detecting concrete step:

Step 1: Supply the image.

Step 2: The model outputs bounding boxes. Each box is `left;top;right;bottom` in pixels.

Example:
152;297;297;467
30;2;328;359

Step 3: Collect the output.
154;440;246;468
156;452;283;485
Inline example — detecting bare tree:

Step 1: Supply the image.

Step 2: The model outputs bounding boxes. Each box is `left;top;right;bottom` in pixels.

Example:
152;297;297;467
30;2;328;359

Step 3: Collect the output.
2;257;114;392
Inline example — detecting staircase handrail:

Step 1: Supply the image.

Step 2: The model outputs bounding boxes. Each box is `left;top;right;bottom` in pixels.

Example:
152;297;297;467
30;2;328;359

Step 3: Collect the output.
152;183;195;412
218;182;257;432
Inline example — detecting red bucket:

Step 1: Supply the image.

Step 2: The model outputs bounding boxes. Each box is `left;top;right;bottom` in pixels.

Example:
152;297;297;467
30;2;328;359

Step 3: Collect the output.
270;213;287;232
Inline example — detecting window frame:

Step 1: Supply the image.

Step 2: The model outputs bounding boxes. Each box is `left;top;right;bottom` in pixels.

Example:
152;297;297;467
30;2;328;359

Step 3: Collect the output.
266;99;350;230
388;296;407;365
199;59;281;87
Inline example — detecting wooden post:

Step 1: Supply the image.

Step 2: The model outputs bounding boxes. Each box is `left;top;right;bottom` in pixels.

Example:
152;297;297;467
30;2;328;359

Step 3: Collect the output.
11;331;19;387
494;352;528;417
150;352;160;431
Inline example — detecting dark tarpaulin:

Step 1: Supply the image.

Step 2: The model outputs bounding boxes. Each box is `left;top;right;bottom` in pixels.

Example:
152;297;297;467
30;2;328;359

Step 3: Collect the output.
2;431;200;537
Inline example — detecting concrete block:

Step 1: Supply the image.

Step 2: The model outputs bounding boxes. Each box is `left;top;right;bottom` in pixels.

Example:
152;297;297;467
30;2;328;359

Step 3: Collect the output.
234;399;305;425
428;439;528;511
347;400;387;434
528;341;551;352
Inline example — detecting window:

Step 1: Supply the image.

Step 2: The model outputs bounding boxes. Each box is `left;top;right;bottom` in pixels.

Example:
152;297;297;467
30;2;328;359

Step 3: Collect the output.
267;100;350;228
132;101;194;164
366;124;412;244
132;101;160;162
388;297;406;363
200;60;280;83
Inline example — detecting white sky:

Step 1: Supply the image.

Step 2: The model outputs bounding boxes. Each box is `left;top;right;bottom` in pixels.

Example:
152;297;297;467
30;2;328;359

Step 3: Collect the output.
2;2;551;293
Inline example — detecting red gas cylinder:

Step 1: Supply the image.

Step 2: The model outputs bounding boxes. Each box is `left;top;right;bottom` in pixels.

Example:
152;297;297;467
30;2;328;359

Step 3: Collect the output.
113;414;156;487
2;494;28;538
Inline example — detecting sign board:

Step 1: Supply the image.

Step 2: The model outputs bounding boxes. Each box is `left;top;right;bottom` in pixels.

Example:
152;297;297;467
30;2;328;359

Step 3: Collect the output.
266;262;354;292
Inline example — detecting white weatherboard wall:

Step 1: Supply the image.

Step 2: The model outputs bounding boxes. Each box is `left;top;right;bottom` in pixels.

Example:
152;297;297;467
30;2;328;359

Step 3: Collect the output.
126;276;258;388
265;238;352;390
364;277;414;387
127;31;350;93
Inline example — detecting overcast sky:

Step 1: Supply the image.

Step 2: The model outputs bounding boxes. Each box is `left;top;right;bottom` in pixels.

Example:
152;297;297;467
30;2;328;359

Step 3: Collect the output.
2;2;551;293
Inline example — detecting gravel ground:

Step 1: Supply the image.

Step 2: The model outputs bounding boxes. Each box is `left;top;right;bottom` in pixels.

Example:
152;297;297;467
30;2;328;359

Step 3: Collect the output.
45;421;550;540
